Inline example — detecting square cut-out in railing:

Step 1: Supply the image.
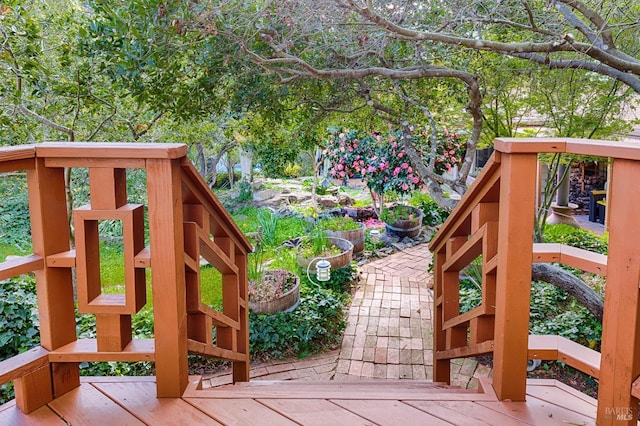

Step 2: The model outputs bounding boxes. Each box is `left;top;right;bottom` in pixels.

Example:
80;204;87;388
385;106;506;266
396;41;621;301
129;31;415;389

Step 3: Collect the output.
74;204;146;314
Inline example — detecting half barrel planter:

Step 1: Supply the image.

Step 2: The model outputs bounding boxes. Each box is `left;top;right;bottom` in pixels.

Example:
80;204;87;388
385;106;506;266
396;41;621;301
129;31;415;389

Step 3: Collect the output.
248;270;300;314
325;222;366;255
297;237;354;272
384;206;424;239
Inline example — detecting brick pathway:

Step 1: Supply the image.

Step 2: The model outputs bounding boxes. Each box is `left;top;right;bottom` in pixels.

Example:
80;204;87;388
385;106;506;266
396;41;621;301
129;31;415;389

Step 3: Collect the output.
202;243;492;388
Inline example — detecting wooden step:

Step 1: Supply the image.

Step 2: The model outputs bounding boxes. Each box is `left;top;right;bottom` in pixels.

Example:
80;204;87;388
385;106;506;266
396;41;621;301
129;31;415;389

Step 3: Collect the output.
185;379;496;401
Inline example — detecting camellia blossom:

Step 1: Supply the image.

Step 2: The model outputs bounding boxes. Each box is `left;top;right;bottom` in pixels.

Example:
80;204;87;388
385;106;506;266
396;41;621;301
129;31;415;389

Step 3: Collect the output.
324;128;426;212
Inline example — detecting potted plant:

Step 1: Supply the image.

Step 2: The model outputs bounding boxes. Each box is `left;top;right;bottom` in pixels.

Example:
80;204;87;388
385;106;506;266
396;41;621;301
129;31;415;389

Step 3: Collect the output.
380;204;424;239
297;225;353;271
247;228;300;314
319;215;366;255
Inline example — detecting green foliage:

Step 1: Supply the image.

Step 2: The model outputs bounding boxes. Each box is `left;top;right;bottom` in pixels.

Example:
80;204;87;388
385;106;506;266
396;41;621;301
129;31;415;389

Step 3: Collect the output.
318;215;361;231
213;172;242;188
249;286;346;359
364;229;386;252
379;204;421;224
256;209;279;247
0;177;31;250
251;134;304;178
459;257;484;313
233;207;307;247
235;180;253;203
529;282;602;350
409;192;450;226
282;163;302;178
0;276;40;405
0;277;40;360
543;224;608;254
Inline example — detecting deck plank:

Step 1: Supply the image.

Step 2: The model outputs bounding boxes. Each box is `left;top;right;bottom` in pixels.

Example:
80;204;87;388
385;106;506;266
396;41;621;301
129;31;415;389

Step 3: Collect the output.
184;398;298;425
94;381;221;425
405;401;524;426
0;400;65;425
478;395;596;425
330;399;452;425
257;398;374;426
524;380;597;419
47;383;145;425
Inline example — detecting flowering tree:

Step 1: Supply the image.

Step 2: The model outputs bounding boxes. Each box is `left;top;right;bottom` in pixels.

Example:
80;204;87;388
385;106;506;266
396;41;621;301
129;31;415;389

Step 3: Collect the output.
434;129;465;176
325;129;425;214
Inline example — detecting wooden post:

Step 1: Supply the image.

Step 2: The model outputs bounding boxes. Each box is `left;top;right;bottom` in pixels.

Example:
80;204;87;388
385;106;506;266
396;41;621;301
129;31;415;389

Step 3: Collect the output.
233;252;250;382
492;152;537;401
146;159;188;397
433;249;449;383
597;159;640;425
24;159;78;408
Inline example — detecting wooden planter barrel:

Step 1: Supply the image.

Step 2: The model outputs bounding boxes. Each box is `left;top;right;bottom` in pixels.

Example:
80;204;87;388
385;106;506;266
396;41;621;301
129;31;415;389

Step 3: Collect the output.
248;271;300;314
385;206;424;239
326;222;366;255
297;237;354;272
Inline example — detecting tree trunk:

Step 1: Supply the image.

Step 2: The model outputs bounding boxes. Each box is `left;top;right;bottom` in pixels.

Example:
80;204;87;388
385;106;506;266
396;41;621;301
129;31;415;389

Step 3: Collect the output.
196;143;206;177
206;141;237;187
531;263;603;322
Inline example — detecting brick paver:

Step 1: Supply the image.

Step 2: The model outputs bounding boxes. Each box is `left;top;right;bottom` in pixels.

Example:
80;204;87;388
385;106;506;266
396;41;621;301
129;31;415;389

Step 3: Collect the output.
202;243;493;389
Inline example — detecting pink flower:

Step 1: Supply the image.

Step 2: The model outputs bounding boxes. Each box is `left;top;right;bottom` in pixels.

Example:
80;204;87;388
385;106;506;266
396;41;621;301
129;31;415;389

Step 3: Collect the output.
367;165;376;173
401;163;408;169
449;149;456;155
412;177;419;184
408;167;412;173
398;152;404;158
339;171;345;177
393;167;401;176
337;164;344;170
401;184;409;191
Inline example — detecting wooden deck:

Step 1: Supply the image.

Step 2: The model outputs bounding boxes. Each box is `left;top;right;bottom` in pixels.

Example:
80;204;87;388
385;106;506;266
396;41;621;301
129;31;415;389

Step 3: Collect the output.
0;377;597;425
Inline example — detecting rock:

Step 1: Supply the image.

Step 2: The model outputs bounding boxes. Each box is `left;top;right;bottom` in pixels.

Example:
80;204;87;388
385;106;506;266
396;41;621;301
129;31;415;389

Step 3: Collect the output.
317;195;338;208
381;233;399;245
336;193;355;206
401;236;414;245
392;242;406;251
374;250;389;258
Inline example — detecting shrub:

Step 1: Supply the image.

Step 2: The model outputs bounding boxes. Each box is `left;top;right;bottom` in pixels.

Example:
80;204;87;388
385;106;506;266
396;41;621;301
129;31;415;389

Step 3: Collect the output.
0;177;31;250
249;286;346;360
235;180;253;203
543;224;607;254
0;277;40;361
529;281;602;350
409;192;450;226
0;276;40;405
283;163;302;178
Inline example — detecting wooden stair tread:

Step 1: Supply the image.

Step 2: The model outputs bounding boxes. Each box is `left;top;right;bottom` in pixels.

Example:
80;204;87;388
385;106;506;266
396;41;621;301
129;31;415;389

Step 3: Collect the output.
188;380;494;401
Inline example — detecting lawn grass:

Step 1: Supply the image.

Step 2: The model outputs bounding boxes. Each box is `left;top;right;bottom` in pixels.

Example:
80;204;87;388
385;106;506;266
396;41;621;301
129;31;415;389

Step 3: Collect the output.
0;243;30;260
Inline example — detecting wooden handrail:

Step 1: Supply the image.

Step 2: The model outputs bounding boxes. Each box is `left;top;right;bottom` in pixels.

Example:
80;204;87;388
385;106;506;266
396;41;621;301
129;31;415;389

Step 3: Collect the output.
430;137;640;425
0;142;251;413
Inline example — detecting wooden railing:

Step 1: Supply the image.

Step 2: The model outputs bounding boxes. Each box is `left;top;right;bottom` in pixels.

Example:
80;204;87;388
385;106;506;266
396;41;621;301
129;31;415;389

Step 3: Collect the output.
429;137;640;425
0;143;251;413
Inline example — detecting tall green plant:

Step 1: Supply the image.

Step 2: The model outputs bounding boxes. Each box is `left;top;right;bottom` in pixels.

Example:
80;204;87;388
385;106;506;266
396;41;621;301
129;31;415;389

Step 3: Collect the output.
256;209;279;247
